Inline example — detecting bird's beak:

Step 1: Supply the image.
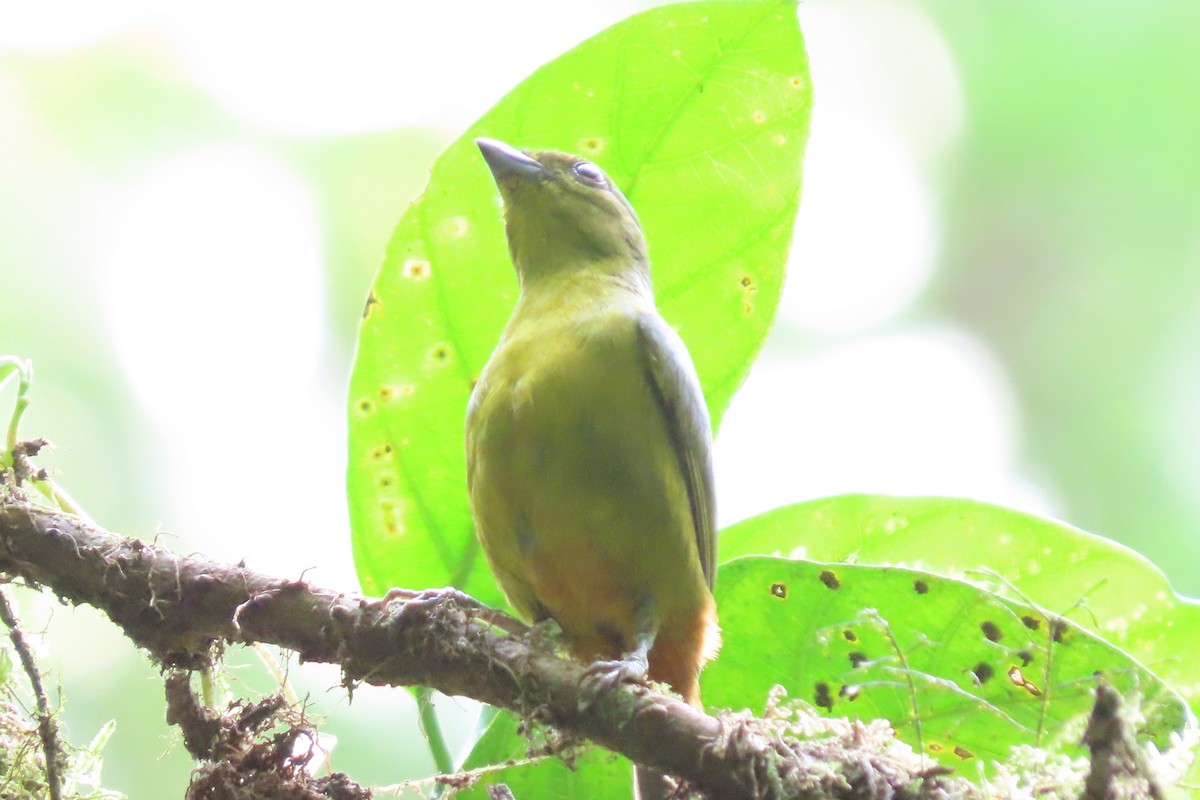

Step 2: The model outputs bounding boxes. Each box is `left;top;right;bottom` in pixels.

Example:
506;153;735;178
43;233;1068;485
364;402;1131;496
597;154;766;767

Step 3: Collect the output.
476;138;544;183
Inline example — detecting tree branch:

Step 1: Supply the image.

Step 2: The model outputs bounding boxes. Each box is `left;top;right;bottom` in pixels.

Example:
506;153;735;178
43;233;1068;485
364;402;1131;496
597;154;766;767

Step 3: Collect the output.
0;496;975;799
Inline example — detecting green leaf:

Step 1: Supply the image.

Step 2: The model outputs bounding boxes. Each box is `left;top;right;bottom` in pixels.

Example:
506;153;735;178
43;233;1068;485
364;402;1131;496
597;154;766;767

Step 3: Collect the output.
703;557;1192;770
347;1;811;598
720;495;1200;716
0;357;25;390
453;710;630;799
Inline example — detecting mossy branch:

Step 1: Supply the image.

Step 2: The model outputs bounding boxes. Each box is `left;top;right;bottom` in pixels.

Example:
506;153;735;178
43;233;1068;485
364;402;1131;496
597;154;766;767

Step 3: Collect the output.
0;495;1161;800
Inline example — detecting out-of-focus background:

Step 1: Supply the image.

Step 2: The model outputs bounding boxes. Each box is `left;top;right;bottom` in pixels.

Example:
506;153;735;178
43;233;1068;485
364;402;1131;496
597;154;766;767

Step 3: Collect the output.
2;0;1198;795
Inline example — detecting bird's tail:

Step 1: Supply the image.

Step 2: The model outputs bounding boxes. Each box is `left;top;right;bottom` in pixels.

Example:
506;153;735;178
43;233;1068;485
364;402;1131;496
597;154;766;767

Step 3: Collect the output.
634;609;717;797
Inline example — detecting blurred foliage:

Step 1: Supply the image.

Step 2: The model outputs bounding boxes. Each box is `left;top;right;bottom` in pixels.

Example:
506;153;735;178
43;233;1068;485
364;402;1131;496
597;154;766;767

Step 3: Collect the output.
1;32;441;800
921;0;1200;585
346;1;810;600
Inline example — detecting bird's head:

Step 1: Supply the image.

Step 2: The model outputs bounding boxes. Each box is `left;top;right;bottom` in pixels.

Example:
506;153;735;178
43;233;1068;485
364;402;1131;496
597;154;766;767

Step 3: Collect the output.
476;138;648;285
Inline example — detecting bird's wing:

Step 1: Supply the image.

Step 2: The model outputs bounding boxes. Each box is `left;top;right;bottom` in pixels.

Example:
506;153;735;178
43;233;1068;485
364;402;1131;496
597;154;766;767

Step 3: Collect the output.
635;314;717;589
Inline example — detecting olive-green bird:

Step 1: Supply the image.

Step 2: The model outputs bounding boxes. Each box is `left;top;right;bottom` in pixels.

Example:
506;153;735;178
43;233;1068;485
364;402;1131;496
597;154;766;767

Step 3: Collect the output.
467;138;719;798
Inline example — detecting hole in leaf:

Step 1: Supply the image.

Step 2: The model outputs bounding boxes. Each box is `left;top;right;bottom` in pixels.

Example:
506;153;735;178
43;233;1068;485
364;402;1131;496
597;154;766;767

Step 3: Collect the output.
971;662;994;685
362;291;379;318
1008;666;1042;696
813;682;833;711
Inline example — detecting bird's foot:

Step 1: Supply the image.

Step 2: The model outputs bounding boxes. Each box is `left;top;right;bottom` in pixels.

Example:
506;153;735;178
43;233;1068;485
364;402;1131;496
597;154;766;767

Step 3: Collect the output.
578;647;650;711
380;588;528;636
380;586;476;613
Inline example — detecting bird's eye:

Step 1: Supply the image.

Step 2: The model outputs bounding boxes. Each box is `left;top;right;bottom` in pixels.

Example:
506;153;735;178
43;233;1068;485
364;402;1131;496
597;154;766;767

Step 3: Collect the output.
572;161;607;186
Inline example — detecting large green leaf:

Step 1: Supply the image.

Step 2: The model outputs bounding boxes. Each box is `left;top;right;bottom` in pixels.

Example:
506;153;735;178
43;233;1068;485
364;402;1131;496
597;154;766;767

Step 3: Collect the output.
720;495;1200;716
347;1;811;598
703;557;1193;772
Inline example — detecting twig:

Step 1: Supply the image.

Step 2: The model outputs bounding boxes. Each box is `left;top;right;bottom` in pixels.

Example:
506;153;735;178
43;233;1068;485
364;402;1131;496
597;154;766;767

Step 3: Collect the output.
0;585;62;800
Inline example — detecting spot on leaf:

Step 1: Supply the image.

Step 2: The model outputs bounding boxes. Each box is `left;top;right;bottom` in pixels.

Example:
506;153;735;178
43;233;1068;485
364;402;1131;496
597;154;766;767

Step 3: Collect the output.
913;580;929;595
1022;615;1042;631
819;569;840;590
579;137;605;155
769;582;787;599
848;651;868;668
402;259;431;280
380;500;402;536
970;662;994;685
981;620;1003;643
427;343;453;367
439;216;470;241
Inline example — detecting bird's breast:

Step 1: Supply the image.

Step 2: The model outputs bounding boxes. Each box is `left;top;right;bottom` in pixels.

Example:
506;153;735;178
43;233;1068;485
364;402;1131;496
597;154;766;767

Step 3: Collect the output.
466;309;707;651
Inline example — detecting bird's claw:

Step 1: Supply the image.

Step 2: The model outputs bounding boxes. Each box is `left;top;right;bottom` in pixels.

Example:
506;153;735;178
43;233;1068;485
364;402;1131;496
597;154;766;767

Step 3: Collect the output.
381;586;475;613
579;653;649;711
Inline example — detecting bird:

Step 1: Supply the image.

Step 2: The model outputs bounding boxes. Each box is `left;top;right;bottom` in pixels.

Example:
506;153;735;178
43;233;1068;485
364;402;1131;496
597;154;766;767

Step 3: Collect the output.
466;137;719;799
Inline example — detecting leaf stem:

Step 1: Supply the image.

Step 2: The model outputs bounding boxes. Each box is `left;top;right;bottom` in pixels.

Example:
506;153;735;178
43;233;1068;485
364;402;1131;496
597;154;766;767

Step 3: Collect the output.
415;687;454;786
1;356;32;468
